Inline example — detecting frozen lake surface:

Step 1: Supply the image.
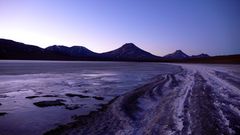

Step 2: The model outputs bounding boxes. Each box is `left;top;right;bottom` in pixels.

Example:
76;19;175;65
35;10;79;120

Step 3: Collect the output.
0;60;180;135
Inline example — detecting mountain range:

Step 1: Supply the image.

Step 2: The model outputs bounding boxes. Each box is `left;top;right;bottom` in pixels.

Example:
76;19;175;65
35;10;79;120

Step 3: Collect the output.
0;38;239;63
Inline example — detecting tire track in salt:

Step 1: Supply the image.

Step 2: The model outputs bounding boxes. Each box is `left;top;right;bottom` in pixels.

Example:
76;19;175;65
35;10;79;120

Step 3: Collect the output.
202;68;240;134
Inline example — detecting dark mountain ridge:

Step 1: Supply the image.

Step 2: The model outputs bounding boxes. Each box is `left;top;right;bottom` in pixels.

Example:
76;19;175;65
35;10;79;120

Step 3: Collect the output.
101;43;161;61
0;39;72;60
191;53;210;58
0;38;239;63
46;45;99;58
164;50;189;59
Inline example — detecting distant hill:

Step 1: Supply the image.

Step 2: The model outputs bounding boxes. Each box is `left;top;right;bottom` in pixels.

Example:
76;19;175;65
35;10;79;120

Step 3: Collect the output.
191;53;210;58
0;38;239;63
164;50;212;59
101;43;161;61
46;45;99;59
168;54;240;64
164;50;189;59
0;39;71;60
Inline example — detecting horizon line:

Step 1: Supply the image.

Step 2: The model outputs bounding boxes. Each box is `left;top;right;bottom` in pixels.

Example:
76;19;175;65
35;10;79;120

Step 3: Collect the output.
1;38;239;57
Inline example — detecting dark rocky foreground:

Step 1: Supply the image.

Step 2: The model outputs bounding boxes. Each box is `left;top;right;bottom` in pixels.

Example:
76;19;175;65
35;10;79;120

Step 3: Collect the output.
45;65;240;135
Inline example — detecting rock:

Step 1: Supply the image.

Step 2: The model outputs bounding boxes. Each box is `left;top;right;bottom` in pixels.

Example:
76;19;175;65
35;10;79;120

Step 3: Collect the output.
33;100;65;107
26;96;39;99
65;93;90;98
92;96;104;100
0;112;7;116
42;95;59;97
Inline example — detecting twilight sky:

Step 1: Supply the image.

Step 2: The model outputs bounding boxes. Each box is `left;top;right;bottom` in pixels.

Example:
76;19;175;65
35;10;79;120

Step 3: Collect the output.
0;0;239;56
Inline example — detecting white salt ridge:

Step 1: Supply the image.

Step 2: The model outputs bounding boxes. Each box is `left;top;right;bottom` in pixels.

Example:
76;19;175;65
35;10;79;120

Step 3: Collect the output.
134;64;239;135
179;64;240;135
173;71;194;132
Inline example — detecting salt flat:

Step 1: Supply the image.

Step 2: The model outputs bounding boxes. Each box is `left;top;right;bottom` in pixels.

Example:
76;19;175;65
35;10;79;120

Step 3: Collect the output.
0;61;239;135
47;64;240;135
0;60;178;135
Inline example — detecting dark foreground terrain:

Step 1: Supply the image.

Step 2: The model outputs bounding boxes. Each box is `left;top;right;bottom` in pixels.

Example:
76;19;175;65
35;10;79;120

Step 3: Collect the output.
46;64;240;135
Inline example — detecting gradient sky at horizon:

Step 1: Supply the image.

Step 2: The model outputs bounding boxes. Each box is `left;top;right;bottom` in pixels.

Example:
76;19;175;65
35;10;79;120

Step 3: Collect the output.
0;0;239;56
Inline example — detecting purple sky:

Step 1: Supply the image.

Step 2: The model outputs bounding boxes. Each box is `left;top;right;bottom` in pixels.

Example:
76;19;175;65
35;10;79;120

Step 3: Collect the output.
0;0;239;56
